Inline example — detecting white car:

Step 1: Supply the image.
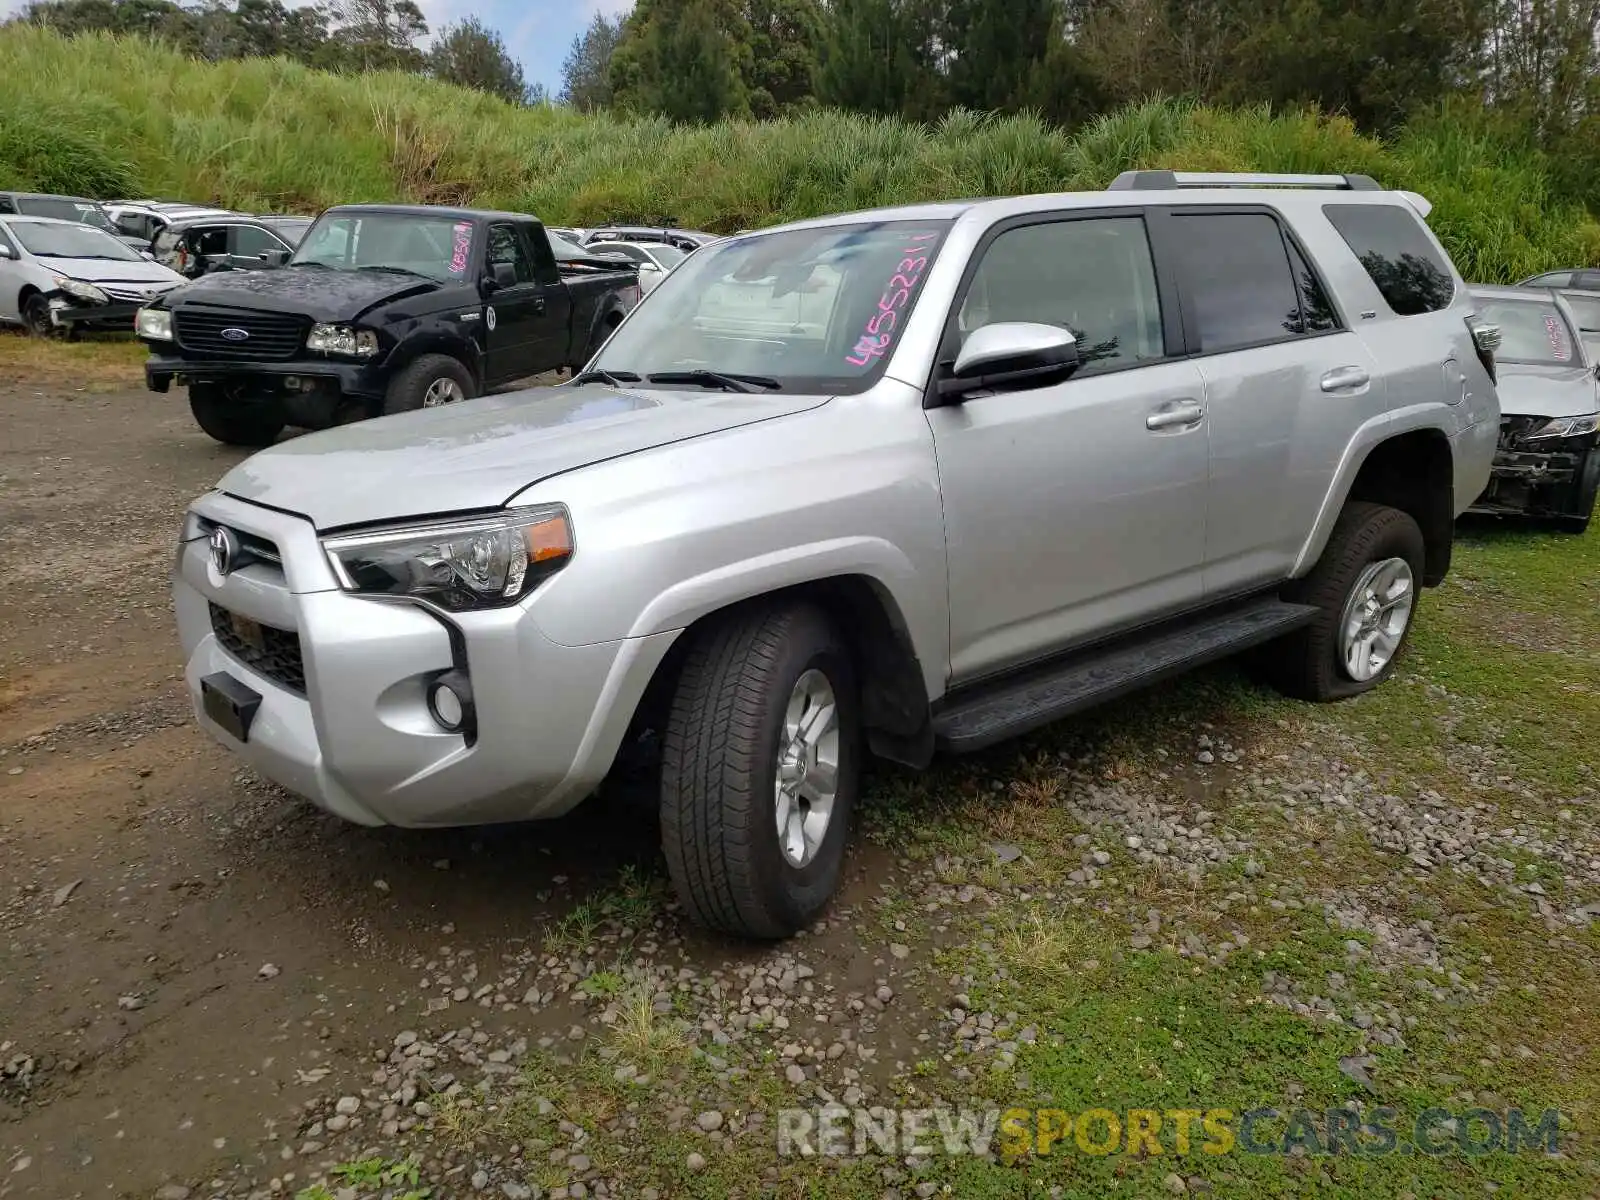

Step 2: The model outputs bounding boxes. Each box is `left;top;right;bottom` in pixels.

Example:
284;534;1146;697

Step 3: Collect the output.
583;238;688;295
0;215;188;337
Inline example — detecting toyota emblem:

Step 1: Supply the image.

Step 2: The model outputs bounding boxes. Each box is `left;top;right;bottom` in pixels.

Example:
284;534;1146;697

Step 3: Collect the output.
220;327;250;342
209;526;238;576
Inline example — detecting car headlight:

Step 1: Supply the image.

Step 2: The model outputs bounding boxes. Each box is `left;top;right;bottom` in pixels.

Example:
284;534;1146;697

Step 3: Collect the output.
322;506;574;611
1526;412;1600;440
51;275;108;304
136;306;173;340
306;323;379;357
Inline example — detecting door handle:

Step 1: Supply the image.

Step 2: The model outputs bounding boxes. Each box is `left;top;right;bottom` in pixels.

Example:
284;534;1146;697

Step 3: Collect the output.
1320;365;1370;392
532;297;546;316
1146;401;1205;430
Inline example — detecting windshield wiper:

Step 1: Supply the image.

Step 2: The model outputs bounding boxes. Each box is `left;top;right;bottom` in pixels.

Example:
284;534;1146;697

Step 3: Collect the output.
571;368;642;387
355;265;431;279
646;369;781;393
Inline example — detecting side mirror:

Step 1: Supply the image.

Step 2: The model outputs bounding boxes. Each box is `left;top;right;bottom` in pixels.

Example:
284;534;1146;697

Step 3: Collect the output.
139;249;155;261
935;322;1080;402
492;262;518;289
258;248;291;267
0;244;13;259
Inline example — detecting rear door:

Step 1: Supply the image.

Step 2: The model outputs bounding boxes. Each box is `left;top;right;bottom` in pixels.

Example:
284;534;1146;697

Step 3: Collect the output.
1158;207;1387;596
521;223;575;369
0;223;21;322
481;221;552;385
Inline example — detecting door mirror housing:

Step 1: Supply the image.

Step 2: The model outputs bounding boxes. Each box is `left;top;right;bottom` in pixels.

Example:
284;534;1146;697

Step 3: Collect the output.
0;243;13;259
935;322;1080;403
491;262;518;290
258;248;291;267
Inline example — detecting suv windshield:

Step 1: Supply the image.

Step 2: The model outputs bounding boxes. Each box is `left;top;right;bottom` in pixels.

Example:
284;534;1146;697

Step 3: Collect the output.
291;213;477;282
15;197;116;232
10;220;141;261
592;220;951;392
1476;297;1582;367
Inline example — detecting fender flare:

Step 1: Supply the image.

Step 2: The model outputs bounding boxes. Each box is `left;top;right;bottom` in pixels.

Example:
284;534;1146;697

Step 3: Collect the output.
1293;406;1455;577
384;331;484;391
580;299;628;364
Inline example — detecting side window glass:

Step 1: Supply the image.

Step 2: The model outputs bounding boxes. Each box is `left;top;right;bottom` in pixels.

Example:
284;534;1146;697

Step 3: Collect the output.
956;216;1164;373
0;197;14;214
194;227;228;257
1324;203;1454;315
229;225;280;257
1172;213;1302;352
487;223;534;284
1286;238;1339;334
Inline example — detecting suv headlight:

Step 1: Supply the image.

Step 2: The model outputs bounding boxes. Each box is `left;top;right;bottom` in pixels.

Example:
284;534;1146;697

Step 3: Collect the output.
1526;412;1600;440
307;323;379;357
51;275;108;304
322;507;574;611
136;306;173;340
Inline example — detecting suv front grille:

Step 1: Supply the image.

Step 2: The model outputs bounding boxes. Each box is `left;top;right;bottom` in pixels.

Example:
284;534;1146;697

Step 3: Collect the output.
209;602;306;694
175;307;305;360
195;519;283;570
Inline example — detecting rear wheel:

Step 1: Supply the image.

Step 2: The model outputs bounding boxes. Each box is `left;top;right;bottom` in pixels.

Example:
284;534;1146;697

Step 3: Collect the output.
659;601;860;939
188;381;284;447
1263;502;1425;701
383;354;475;417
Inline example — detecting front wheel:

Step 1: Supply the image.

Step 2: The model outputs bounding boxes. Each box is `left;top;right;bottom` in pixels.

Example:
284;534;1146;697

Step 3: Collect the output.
22;294;57;339
189;382;284;447
382;354;475;417
1557;451;1600;535
659;602;860;939
1264;502;1425;701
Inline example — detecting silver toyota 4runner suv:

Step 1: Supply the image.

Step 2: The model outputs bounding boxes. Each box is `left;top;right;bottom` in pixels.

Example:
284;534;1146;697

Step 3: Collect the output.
175;171;1500;939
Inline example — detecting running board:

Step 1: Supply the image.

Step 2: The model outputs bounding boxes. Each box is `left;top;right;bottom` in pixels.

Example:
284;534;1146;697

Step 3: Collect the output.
933;598;1318;753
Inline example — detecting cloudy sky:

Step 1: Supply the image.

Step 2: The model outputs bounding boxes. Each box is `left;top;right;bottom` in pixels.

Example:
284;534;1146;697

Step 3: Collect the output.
0;0;635;95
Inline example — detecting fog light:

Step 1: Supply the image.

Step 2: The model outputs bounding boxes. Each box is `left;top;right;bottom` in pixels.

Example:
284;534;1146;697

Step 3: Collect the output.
427;670;473;734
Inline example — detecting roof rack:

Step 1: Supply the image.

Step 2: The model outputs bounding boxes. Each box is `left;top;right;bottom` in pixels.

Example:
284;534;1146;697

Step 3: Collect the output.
1108;170;1383;192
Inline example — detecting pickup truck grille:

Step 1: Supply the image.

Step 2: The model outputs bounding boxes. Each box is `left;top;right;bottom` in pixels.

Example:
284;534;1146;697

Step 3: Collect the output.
175;307;306;360
209;602;306;695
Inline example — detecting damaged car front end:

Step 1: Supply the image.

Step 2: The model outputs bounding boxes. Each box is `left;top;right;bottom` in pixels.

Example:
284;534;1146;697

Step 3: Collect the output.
1467;286;1600;533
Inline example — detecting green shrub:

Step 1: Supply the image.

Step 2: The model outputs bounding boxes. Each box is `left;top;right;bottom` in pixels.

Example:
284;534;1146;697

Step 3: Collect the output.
0;25;1593;280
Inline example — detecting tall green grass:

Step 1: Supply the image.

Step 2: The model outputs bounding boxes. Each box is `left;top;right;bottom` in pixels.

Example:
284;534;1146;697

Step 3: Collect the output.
1;26;1595;281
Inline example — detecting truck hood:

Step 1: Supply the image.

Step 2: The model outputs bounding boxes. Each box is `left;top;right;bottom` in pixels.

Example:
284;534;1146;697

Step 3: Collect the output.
1495;362;1600;419
168;264;441;322
36;255;185;288
217;384;832;531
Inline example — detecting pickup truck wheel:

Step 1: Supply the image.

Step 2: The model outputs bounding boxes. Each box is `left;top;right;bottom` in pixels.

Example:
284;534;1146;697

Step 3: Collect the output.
1266;502;1425;701
383;354;475;416
188;382;284;447
660;602;859;940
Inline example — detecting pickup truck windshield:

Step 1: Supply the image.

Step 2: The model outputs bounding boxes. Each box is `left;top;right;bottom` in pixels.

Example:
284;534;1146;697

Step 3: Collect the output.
11;221;142;261
1477;298;1581;366
291;213;477;282
593;220;952;393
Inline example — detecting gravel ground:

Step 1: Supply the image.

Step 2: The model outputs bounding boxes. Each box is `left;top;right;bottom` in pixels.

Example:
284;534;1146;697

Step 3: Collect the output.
3;344;1598;1199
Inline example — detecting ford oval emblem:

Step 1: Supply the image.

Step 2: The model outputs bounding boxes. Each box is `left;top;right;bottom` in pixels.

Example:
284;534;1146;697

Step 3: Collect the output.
209;526;238;576
220;327;250;342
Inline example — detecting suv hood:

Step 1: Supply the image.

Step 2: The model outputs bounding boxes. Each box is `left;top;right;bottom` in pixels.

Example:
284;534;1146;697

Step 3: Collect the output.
36;255;184;287
217;384;832;531
169;264;442;322
1495;362;1600;418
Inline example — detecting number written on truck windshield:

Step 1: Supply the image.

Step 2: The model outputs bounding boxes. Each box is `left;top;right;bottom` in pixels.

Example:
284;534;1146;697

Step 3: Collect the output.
846;231;941;368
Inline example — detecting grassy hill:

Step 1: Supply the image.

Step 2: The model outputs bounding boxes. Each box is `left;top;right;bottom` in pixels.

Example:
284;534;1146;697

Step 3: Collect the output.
1;25;1596;282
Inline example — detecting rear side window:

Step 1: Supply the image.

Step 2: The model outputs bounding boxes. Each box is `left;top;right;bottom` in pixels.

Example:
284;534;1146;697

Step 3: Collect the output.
1171;212;1303;353
1324;203;1454;316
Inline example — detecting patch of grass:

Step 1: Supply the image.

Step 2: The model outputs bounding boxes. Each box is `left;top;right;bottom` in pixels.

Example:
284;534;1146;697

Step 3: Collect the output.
579;969;626;999
607;987;694;1071
543;901;602;956
0;332;146;393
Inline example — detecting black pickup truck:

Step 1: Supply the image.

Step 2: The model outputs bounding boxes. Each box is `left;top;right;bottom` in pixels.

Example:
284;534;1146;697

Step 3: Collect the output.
139;204;641;446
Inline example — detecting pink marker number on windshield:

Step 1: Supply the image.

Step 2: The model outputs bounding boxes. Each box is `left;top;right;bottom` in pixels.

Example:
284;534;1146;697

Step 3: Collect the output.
846;232;940;369
449;222;472;275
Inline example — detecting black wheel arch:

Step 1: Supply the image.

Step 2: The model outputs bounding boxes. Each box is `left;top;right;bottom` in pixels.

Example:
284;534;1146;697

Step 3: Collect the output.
1341;429;1455;586
383;332;483;391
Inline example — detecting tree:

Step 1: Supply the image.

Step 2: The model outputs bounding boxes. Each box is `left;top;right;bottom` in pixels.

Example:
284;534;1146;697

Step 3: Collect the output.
322;0;428;72
742;0;823;116
429;16;530;103
609;0;751;122
559;12;624;111
943;0;1059;111
816;0;943;119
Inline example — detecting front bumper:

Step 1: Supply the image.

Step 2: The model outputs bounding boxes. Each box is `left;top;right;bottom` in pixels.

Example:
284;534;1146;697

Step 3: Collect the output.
174;491;678;827
50;299;140;330
1466;420;1599;518
145;351;389;399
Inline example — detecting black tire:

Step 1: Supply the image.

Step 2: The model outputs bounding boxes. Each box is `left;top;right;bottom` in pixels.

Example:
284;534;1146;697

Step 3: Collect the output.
660;602;860;939
1557;451;1600;535
1264;502;1426;702
382;354;475;417
188;382;284;447
22;294;57;339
